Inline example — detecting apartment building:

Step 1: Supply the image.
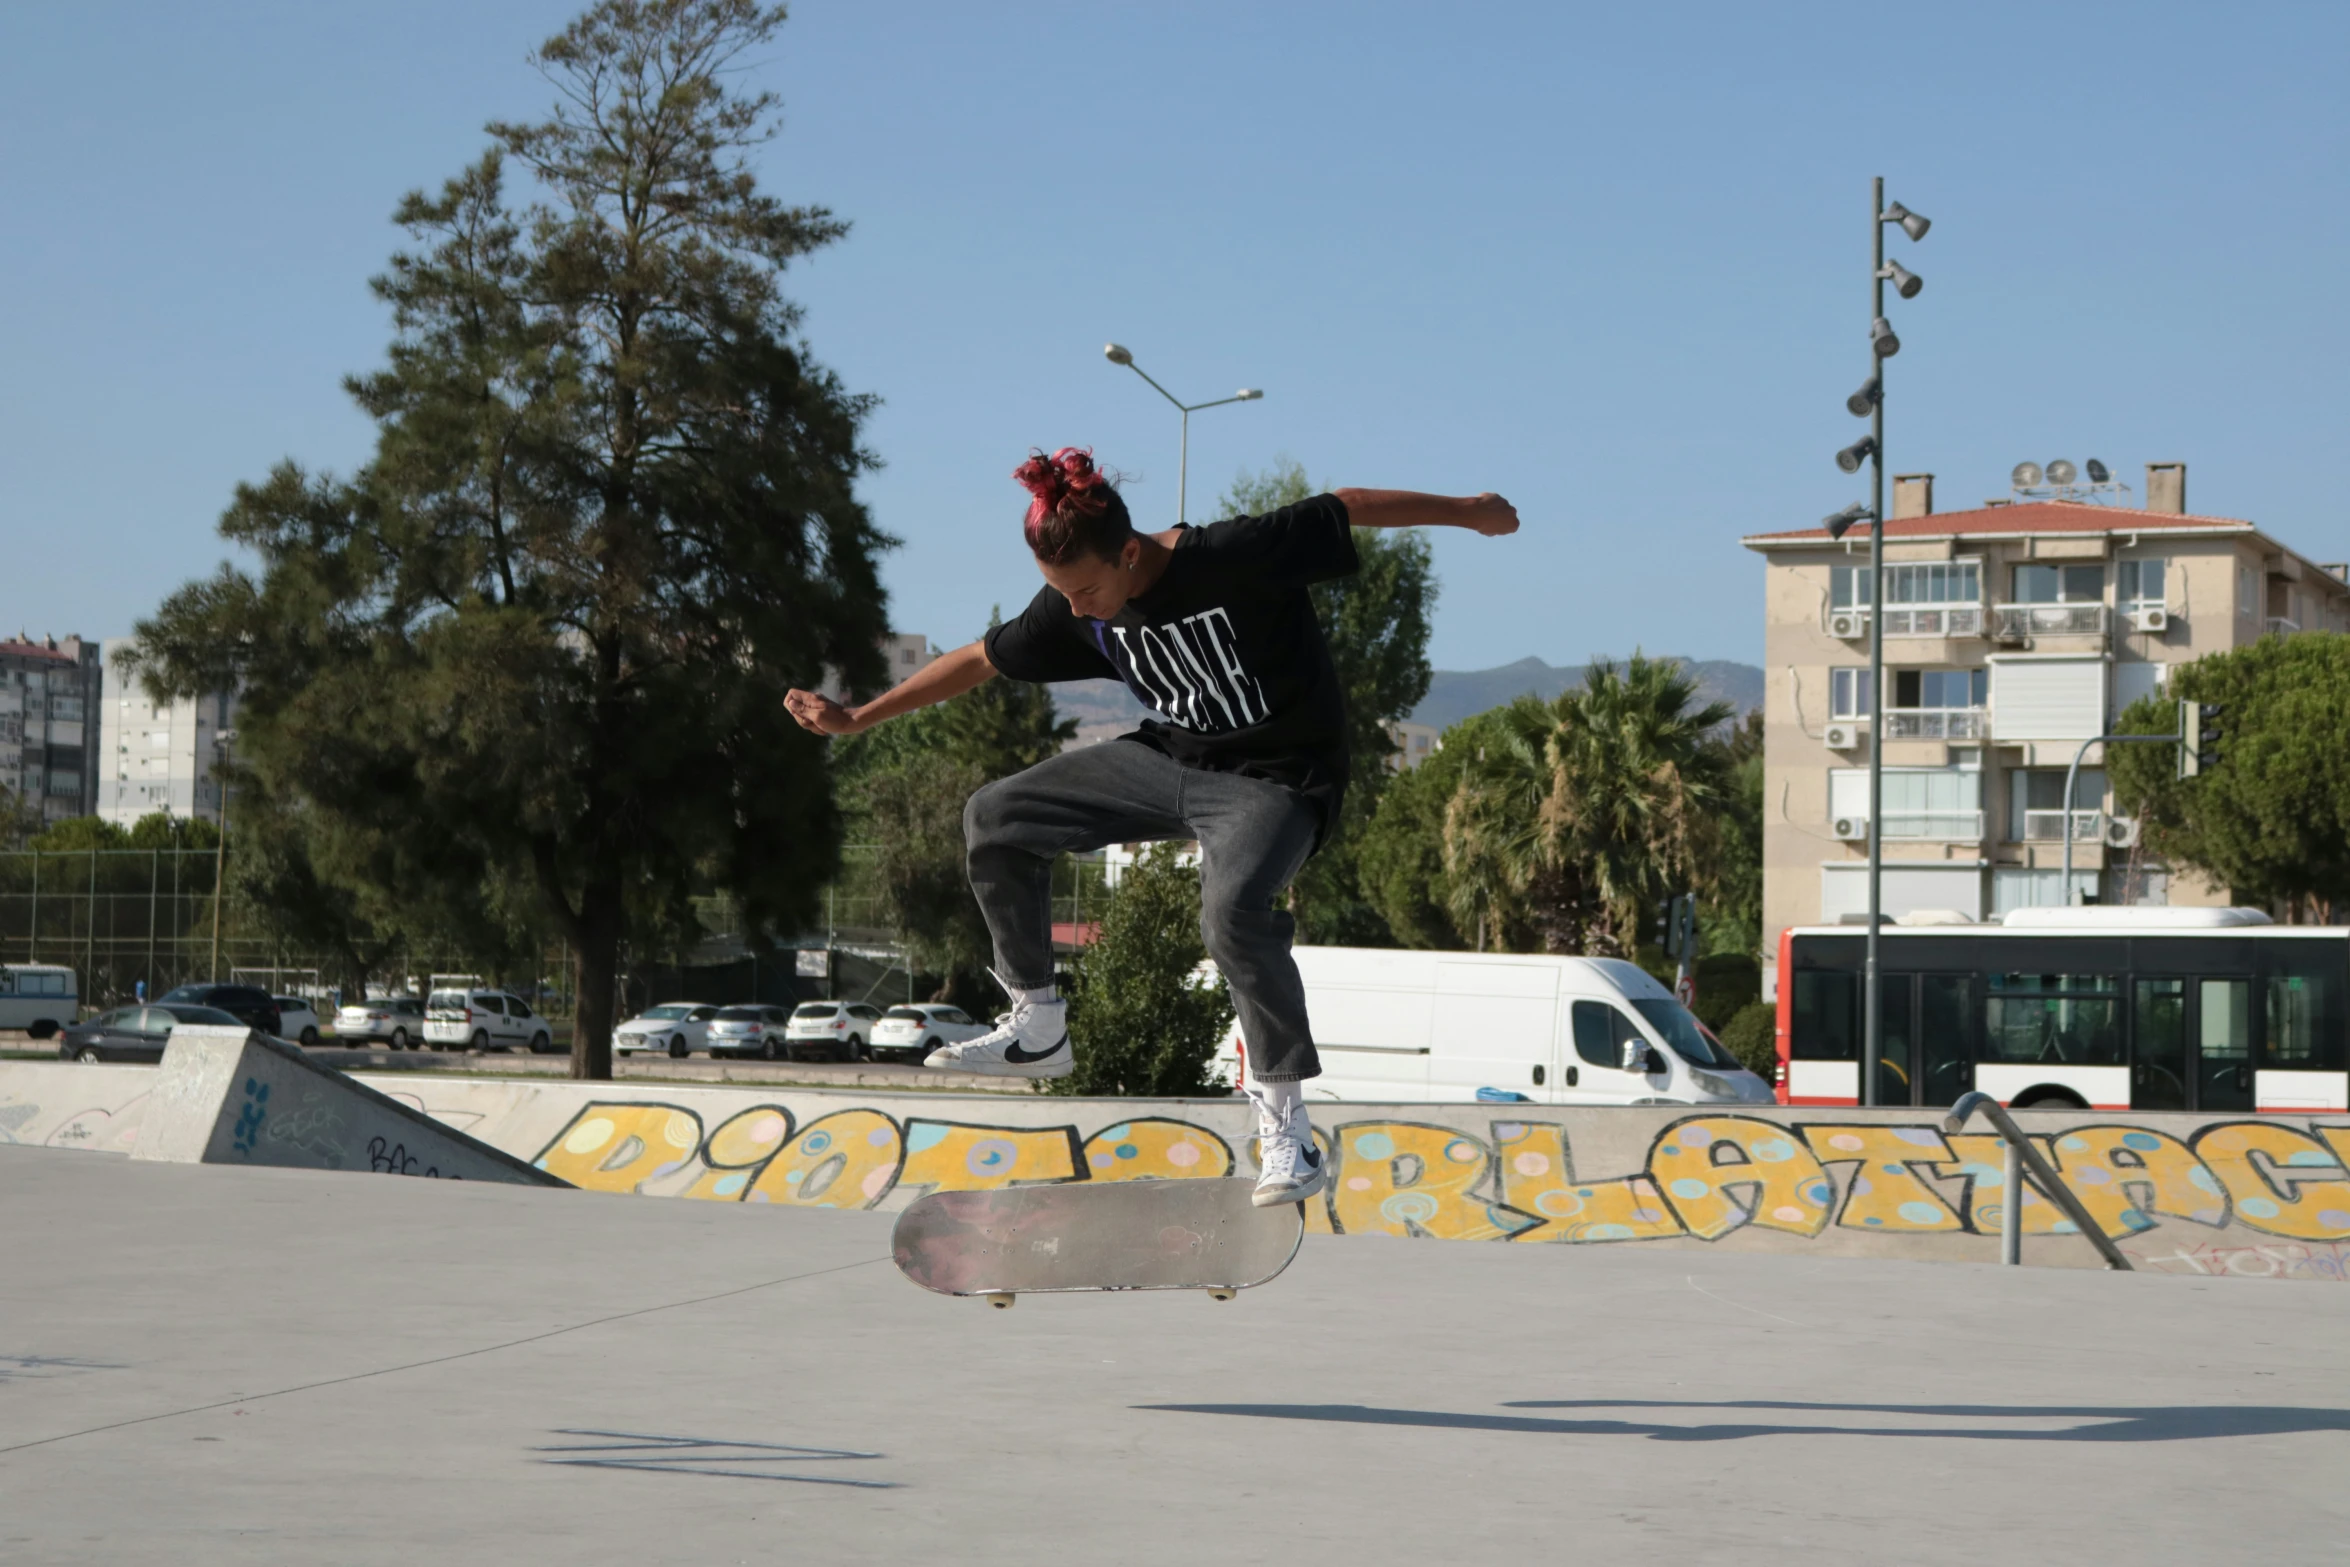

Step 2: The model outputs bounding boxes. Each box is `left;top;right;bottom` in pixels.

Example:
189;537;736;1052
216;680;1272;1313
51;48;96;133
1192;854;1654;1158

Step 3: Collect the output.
94;637;238;826
1742;463;2348;990
1385;719;1442;772
0;634;103;824
817;632;933;704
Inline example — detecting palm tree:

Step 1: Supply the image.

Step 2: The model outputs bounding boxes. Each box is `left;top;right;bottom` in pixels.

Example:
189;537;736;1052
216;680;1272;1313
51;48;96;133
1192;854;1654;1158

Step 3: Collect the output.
1437;655;1731;957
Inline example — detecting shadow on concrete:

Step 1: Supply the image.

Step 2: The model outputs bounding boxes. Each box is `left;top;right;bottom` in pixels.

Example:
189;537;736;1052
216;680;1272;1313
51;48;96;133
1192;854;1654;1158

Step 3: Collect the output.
1142;1400;2350;1443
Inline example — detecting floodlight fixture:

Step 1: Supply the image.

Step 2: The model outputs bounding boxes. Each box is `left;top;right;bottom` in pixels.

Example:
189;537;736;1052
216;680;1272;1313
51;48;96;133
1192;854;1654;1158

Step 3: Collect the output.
1870;317;1901;358
1836;436;1879;474
1104;343;1133;365
1883;201;1931;241
1236;389;1263;401
2086;458;2111;483
1880;261;1924;299
1823;502;1876;539
1846;376;1881;417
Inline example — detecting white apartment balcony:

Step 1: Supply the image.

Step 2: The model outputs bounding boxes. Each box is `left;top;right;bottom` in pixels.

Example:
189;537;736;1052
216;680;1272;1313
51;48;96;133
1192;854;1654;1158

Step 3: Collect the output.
1992;603;2109;641
1879;810;1986;841
1822;605;1986;639
1880;604;1984;638
1880;707;1987;741
2020;808;2102;843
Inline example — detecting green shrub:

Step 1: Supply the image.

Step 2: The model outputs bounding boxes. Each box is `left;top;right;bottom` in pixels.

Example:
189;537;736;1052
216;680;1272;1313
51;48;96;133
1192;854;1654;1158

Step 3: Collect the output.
1716;1001;1777;1080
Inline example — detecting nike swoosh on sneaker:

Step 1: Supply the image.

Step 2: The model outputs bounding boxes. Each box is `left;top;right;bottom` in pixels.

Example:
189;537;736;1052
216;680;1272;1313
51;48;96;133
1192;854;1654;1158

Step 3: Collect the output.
1002;1034;1068;1066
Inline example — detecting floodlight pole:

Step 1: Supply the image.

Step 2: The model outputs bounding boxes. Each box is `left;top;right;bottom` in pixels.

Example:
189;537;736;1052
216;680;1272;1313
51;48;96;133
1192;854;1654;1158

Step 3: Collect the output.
1105;348;1261;525
2059;733;2180;907
1863;176;1887;1108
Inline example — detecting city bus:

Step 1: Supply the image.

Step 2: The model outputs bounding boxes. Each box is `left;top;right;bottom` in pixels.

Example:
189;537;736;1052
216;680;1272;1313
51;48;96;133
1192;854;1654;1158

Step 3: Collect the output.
1775;907;2347;1113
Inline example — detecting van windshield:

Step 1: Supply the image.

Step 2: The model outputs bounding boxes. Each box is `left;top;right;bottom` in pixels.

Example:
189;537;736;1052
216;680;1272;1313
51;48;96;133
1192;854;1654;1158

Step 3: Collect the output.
1631;998;1739;1071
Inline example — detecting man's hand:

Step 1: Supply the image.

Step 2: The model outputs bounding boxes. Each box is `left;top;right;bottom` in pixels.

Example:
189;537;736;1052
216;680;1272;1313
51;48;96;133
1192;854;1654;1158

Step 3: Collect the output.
785;688;865;736
1464;493;1520;537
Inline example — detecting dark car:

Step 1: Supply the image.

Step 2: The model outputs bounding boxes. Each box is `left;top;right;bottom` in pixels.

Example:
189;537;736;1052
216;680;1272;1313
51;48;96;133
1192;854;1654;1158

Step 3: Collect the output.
59;1003;248;1063
157;984;282;1038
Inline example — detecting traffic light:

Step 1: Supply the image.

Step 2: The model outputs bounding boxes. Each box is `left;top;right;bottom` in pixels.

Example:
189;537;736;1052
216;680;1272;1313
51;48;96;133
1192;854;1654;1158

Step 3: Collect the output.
2178;700;2226;779
1657;893;1696;961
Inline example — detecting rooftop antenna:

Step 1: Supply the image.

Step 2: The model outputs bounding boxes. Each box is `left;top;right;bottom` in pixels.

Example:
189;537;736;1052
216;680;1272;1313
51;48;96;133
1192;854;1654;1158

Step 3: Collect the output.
2010;456;2133;504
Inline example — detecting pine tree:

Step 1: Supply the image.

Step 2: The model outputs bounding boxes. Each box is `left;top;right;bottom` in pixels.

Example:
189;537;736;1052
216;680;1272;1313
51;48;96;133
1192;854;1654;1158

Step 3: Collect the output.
1053;844;1236;1097
130;1;890;1077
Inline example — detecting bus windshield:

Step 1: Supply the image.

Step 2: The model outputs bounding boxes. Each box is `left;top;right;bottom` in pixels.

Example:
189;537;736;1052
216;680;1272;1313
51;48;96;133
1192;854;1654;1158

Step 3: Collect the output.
1632;998;1739;1071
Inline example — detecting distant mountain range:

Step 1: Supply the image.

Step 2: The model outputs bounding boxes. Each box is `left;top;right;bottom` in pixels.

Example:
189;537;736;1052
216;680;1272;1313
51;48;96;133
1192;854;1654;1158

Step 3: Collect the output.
1052;656;1763;745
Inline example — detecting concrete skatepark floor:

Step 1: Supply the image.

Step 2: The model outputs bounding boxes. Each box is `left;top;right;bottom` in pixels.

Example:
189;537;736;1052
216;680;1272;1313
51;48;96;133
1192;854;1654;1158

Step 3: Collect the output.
3;1144;2345;1565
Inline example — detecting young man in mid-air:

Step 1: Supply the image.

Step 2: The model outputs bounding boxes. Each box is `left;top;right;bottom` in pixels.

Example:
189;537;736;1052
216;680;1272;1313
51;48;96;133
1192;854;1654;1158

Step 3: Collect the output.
785;450;1519;1206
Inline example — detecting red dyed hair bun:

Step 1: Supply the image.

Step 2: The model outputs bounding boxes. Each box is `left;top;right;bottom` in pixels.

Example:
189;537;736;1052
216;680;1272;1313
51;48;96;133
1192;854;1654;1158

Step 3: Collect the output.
1013;446;1134;565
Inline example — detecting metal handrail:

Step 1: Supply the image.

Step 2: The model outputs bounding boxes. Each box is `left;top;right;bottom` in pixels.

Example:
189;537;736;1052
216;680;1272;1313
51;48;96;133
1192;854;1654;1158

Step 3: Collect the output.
1943;1092;2132;1271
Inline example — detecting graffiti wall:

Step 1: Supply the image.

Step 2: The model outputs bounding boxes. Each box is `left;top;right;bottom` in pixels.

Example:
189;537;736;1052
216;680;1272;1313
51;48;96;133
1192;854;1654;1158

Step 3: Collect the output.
9;1059;2350;1280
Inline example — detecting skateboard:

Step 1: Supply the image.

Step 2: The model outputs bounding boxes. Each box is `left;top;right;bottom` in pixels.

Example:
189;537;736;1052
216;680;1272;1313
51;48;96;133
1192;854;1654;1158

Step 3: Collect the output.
891;1177;1304;1308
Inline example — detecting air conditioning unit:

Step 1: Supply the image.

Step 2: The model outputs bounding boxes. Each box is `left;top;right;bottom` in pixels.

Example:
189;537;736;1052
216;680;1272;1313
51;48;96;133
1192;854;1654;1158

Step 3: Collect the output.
1827;611;1867;639
2104;815;2141;849
1833;815;1869;841
2127;605;2170;633
1824;722;1861;751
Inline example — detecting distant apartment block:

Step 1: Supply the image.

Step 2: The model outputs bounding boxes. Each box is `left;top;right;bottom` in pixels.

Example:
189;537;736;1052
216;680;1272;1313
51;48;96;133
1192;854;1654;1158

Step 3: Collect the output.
96;637;238;826
818;632;933;704
0;634;103;823
1742;463;2349;991
1385;719;1442;771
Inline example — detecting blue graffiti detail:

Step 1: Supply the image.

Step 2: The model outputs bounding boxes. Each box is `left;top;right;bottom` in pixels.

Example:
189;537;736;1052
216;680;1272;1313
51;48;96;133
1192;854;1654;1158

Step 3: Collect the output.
231;1077;271;1156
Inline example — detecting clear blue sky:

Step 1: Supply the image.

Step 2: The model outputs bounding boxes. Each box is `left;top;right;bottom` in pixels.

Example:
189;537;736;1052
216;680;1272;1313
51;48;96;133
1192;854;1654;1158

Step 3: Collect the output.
5;1;2344;671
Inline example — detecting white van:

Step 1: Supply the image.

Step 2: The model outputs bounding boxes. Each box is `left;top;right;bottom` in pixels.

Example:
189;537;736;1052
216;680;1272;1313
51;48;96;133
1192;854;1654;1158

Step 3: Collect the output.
1215;945;1772;1106
0;965;80;1039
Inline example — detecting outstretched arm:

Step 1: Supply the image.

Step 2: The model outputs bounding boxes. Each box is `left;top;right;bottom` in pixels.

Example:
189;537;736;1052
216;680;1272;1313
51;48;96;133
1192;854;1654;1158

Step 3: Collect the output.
785;639;996;737
1334;488;1519;537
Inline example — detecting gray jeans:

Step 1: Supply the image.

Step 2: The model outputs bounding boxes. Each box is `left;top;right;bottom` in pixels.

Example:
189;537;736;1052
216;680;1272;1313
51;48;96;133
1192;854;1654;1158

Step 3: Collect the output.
963;740;1323;1082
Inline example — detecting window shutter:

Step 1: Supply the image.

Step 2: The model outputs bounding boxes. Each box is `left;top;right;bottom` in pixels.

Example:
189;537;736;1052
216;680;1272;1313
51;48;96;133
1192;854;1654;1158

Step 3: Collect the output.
1988;658;2106;741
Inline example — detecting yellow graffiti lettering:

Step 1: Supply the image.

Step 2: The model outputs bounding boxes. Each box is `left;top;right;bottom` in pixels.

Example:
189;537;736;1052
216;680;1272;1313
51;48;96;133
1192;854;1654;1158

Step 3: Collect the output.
1493;1122;1684;1243
1328;1122;1531;1241
679;1106;797;1201
2045;1125;2227;1235
1936;1133;2074;1236
744;1109;903;1208
1648;1116;1832;1241
532;1103;705;1193
897;1120;1081;1194
1082;1118;1232;1182
2191;1122;2350;1240
1799;1124;1962;1233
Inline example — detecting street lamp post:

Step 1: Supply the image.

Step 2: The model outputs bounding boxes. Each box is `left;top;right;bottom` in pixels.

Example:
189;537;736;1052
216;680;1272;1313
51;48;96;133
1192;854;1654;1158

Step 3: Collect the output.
1823;178;1929;1109
1103;344;1262;524
209;728;236;983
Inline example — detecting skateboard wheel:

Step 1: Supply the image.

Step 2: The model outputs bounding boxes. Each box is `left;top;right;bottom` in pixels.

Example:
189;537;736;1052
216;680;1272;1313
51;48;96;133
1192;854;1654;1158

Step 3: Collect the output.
1207;1288;1236;1302
983;1292;1016;1309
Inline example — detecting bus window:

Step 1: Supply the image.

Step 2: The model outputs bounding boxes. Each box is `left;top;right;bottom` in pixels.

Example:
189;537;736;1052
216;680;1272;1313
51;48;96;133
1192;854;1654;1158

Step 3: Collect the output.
1986;972;2121;1065
2134;979;2188;1111
1790;971;1857;1060
2265;954;2345;1072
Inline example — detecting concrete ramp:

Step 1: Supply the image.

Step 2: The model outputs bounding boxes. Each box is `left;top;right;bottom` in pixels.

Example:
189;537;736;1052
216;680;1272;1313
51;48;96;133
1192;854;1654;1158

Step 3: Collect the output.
133;1026;566;1186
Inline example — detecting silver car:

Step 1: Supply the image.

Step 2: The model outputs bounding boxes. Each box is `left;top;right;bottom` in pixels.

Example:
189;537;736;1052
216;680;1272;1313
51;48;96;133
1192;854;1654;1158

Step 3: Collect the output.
614;1003;719;1058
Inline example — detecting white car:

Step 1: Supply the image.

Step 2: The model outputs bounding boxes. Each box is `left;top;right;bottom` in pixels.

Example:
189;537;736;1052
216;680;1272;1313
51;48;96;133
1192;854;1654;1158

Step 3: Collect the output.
334;996;426;1050
614;1003;719;1059
273;996;322;1047
869;1003;990;1063
783;1001;883;1062
424;988;555;1053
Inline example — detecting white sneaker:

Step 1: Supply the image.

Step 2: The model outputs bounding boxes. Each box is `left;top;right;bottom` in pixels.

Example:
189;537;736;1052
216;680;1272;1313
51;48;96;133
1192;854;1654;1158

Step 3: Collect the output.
1251;1096;1329;1208
925;997;1073;1079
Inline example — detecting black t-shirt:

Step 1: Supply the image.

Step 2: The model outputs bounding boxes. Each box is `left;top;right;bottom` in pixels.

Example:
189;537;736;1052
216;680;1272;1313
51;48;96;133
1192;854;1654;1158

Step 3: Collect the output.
983;493;1359;841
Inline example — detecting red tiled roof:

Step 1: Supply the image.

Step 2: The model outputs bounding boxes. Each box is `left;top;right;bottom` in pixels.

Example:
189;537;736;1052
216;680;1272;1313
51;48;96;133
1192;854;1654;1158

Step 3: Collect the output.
0;640;76;663
1743;500;2256;546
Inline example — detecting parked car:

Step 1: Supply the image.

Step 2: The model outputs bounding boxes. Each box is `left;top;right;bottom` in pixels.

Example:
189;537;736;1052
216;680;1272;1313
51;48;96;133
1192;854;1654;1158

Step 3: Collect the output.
334;996;427;1050
704;1005;795;1060
0;964;80;1039
783;1001;883;1062
869;1003;989;1063
424;988;554;1053
58;1003;246;1064
273;996;322;1047
614;1003;720;1059
155;984;281;1039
